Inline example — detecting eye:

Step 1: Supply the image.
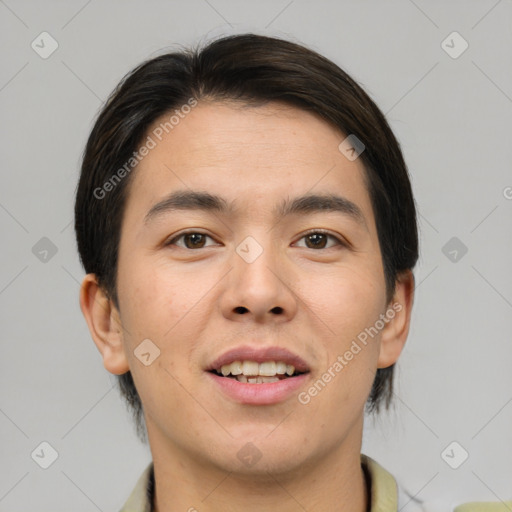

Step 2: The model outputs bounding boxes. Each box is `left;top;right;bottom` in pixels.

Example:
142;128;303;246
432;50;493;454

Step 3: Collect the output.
165;230;344;250
294;231;344;249
165;231;218;249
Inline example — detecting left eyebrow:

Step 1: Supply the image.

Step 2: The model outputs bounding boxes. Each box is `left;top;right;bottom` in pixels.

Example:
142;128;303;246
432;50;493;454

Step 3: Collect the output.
143;190;368;230
275;193;368;231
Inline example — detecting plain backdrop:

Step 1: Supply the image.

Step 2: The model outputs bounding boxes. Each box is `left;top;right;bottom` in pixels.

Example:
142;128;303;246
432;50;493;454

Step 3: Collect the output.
1;0;511;510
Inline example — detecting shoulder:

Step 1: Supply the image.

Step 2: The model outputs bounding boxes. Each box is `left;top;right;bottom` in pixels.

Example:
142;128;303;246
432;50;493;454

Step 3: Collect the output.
362;454;512;512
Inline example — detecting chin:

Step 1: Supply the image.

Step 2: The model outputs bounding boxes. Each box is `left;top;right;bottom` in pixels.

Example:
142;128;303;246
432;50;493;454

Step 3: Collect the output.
205;430;312;476
213;449;305;478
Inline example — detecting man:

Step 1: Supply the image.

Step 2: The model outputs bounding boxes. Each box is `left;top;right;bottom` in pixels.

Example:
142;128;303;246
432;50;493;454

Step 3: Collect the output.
75;34;503;511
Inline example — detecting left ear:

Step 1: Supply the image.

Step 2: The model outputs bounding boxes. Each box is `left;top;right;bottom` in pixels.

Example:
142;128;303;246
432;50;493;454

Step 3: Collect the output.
377;269;415;369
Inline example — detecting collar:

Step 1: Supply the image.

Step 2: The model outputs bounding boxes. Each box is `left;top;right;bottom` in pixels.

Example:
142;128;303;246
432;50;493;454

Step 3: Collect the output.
121;455;512;512
120;453;397;511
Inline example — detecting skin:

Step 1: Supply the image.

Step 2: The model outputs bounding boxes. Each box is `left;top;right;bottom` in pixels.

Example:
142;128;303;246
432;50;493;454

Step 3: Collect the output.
80;101;414;512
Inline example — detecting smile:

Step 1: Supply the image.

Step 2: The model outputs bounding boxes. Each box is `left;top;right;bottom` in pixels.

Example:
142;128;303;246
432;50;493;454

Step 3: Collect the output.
205;346;311;405
211;360;304;383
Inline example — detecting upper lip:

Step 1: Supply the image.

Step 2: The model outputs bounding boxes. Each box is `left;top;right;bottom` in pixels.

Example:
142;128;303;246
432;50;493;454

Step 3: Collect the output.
207;345;310;373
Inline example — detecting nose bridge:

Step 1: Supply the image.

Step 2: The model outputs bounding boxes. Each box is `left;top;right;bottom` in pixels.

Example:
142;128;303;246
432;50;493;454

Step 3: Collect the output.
221;233;297;321
234;233;281;295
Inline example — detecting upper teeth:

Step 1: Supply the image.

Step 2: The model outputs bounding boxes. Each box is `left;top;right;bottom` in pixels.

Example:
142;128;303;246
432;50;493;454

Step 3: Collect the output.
219;361;295;377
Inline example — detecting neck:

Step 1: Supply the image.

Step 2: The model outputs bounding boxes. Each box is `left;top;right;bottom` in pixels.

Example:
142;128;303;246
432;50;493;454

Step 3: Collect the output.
148;418;368;512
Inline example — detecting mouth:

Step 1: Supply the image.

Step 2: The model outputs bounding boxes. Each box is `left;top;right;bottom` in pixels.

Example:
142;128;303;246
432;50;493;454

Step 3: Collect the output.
208;360;307;384
205;346;310;404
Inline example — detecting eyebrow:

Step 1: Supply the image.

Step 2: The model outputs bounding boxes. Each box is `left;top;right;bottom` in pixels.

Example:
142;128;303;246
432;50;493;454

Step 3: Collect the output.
144;190;367;229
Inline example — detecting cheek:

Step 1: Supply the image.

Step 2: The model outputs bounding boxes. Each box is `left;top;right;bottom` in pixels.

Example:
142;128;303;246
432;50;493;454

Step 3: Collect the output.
296;264;385;411
117;257;202;339
299;264;386;343
116;257;220;392
117;260;205;415
129;356;199;434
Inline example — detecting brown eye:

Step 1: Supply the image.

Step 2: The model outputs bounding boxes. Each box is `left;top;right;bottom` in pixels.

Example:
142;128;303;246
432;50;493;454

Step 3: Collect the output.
294;231;343;250
304;233;328;249
183;233;206;248
166;232;217;249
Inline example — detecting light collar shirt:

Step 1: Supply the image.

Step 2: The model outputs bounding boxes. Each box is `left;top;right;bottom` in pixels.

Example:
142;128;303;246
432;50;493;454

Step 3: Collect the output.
119;454;511;512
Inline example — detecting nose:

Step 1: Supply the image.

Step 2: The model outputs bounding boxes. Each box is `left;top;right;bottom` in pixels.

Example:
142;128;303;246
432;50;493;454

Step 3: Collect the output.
219;239;298;324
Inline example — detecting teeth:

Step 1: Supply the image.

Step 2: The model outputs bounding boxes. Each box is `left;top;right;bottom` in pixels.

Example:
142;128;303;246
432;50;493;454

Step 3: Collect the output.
230;361;243;375
216;360;298;377
276;362;287;375
242;376;280;384
242;361;259;376
259;361;276;376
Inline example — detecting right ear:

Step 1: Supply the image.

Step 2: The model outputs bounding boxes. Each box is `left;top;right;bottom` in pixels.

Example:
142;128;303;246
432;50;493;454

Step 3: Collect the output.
79;274;130;375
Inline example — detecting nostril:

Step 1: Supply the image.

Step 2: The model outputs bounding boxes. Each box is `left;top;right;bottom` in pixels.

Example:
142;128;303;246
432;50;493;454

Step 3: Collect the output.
232;306;283;315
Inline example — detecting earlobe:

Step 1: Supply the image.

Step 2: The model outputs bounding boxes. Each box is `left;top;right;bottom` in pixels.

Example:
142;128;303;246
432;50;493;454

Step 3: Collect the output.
79;274;130;375
377;270;415;369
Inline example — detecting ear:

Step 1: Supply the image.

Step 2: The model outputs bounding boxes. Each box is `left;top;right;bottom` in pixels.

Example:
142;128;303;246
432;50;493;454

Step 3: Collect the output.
79;274;130;375
377;270;415;369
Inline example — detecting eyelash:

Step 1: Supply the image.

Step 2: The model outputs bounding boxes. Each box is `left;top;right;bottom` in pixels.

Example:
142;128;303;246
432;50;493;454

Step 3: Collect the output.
165;229;346;250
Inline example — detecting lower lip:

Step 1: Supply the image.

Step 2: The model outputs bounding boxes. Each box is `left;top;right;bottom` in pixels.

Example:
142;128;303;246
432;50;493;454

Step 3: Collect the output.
206;372;309;405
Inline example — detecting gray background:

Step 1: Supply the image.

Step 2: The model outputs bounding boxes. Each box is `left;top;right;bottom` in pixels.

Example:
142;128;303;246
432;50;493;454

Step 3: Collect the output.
1;0;511;510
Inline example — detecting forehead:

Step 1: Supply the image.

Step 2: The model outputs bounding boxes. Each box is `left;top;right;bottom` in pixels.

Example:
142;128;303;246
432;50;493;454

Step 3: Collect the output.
145;100;348;169
124;100;375;228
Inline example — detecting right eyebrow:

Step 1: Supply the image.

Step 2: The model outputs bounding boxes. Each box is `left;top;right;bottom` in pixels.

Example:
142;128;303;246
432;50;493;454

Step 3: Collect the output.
144;191;230;225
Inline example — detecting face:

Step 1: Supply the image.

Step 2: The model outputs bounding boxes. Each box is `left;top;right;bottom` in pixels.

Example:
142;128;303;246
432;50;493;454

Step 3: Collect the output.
87;100;411;476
